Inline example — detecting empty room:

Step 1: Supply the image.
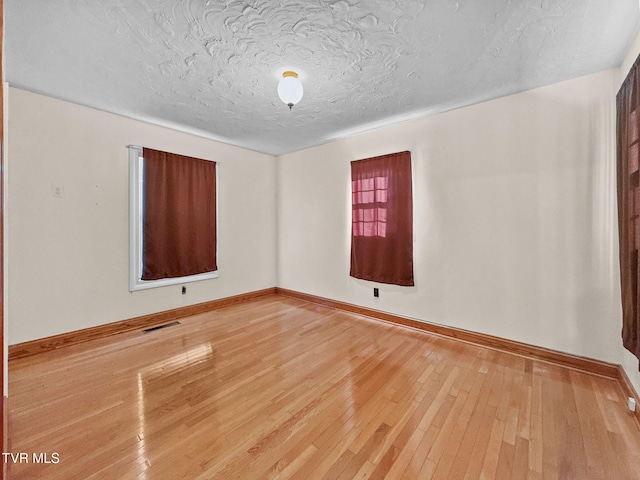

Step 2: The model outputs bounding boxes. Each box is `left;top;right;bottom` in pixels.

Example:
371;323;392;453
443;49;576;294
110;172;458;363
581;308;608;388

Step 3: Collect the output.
2;0;640;479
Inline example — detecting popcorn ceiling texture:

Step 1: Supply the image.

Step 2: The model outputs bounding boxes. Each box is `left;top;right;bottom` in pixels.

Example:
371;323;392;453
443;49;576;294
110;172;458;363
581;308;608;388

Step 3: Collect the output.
5;0;638;155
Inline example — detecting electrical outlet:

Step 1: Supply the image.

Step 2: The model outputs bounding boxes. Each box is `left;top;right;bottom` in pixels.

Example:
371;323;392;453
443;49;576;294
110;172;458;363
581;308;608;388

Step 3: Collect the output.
373;288;379;298
182;286;186;295
628;397;637;412
52;185;64;198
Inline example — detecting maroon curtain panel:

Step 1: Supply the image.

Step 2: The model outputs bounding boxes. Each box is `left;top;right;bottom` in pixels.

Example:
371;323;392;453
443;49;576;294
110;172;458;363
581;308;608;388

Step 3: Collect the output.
142;148;217;280
350;151;414;286
617;54;640;368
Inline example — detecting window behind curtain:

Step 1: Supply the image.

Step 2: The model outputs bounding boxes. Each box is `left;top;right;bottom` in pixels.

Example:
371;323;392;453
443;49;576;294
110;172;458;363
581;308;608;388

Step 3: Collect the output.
350;151;414;286
142;147;217;281
617;54;640;368
128;145;218;290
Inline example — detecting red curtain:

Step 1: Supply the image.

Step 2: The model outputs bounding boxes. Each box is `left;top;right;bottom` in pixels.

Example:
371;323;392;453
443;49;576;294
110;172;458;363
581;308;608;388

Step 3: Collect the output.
617;54;640;368
350;151;414;286
142;148;217;280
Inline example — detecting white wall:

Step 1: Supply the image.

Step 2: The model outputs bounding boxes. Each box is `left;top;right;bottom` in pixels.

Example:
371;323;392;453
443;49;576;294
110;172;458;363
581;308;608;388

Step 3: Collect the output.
7;88;277;344
278;69;626;371
7;64;639;396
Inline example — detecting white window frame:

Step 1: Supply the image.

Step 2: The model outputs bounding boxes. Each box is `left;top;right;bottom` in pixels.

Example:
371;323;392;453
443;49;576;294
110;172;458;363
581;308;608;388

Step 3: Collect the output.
128;145;219;292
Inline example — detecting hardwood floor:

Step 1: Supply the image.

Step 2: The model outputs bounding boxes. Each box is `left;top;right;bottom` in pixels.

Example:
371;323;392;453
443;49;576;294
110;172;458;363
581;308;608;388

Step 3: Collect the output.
7;295;640;479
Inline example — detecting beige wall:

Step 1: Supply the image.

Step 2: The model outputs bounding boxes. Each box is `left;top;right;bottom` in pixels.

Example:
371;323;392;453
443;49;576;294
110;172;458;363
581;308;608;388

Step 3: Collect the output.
278;69;625;370
7;88;277;344
7;61;638;396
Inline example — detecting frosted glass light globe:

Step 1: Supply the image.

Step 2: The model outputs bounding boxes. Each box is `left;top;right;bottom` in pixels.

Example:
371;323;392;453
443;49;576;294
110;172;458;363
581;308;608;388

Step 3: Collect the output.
278;71;303;109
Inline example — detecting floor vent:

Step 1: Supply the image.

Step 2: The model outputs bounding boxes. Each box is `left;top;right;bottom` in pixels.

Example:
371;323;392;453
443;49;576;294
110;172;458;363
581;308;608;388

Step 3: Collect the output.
142;321;181;334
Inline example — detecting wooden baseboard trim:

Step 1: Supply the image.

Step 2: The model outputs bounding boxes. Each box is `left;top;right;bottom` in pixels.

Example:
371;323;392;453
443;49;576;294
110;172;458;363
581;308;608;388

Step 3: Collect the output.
9;288;276;361
275;287;621;379
11;283;638;421
617;365;640;429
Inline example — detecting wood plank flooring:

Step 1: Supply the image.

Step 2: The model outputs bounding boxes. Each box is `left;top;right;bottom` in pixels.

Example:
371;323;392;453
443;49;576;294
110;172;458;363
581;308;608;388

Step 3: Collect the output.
7;295;640;479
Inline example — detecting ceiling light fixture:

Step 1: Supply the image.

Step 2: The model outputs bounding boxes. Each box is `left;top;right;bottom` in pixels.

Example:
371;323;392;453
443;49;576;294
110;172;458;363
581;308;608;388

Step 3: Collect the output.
278;71;303;110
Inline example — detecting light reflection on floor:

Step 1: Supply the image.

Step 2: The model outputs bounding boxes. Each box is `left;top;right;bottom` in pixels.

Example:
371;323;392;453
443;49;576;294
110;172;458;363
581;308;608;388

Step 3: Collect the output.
136;343;214;475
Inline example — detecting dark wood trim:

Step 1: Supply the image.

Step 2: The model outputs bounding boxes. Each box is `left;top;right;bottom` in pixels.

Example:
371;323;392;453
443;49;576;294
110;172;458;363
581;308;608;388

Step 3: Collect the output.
275;288;621;379
9;288;276;360
617;365;640;430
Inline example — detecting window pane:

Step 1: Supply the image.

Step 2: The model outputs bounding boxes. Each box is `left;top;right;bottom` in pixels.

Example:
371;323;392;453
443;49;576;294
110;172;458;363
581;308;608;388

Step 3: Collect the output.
378;221;387;238
363;221;376;236
363;208;375;222
375;176;388;189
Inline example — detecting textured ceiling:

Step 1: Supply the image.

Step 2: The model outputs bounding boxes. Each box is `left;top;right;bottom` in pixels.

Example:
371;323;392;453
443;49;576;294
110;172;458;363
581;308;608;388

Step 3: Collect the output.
6;0;640;156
